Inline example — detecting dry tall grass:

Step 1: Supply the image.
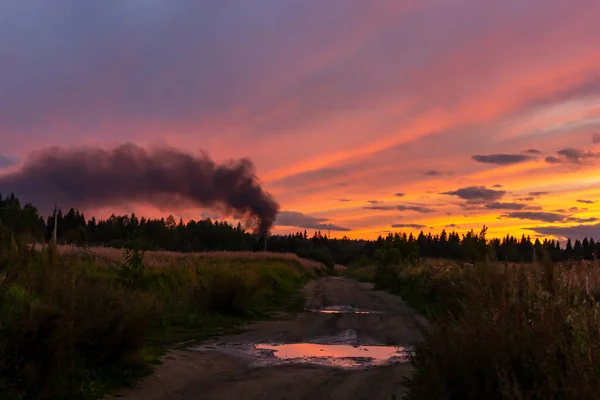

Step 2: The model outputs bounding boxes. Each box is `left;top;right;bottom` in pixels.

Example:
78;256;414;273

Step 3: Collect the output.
45;244;326;270
368;257;600;400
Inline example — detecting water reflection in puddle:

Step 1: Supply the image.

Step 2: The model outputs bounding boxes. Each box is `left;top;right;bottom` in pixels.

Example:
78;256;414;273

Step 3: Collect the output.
193;337;411;369
255;343;409;368
308;305;381;314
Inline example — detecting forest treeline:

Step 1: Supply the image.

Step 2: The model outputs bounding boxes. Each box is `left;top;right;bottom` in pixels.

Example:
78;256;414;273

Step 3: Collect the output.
1;193;598;265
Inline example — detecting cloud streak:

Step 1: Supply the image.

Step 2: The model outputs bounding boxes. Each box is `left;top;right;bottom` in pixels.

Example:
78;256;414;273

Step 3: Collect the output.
392;223;426;229
545;148;600;164
501;211;566;223
395;204;437;213
276;211;350;231
472;154;533;165
442;186;506;202
424;170;452;176
484;202;528;210
527;223;600;240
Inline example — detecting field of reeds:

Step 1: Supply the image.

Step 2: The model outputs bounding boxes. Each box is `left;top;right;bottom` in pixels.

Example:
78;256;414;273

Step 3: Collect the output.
1;230;326;399
345;254;600;399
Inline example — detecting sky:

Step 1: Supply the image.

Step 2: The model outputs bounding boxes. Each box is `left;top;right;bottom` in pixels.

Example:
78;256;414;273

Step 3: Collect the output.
1;0;600;241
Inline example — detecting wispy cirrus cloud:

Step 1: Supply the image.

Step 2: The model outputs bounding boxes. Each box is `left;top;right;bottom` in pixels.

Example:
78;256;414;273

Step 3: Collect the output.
424;169;452;177
364;204;436;213
392;223;426;229
576;199;596;204
484;202;528;210
363;205;396;211
524;149;543;155
529;191;550;197
395;204;436;213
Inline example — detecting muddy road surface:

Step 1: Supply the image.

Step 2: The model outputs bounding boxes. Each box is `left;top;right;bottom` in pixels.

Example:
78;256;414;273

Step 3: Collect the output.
110;277;427;400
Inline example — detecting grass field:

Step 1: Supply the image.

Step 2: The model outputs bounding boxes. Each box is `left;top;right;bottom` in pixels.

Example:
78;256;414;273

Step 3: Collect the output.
346;257;600;399
2;234;327;399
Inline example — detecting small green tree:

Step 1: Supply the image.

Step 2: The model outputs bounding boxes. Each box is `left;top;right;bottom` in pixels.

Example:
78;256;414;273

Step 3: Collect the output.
118;238;145;287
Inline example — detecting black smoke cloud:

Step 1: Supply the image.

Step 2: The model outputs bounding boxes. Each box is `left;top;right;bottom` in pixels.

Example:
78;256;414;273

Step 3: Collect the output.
472;153;533;165
0;144;279;233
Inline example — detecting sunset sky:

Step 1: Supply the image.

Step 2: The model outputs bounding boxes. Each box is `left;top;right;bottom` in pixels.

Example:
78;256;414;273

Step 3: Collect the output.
1;1;600;240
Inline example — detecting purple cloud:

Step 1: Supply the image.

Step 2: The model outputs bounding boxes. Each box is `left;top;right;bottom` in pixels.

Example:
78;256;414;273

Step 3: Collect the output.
276;211;350;231
442;186;506;202
502;211;566;223
472;154;533;165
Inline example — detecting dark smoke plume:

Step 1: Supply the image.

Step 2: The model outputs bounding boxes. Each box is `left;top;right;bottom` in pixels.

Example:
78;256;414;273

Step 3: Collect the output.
0;143;279;233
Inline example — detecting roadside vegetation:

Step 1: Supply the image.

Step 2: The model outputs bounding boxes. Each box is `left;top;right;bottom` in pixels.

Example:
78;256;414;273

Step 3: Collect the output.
5;193;600;399
0;227;323;399
345;228;600;399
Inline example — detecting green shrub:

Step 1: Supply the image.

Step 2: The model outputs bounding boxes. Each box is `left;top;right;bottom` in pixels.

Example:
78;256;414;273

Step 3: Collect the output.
118;246;145;288
0;227;313;399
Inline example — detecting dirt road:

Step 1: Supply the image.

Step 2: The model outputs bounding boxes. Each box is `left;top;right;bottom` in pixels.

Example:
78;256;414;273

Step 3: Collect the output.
110;277;426;400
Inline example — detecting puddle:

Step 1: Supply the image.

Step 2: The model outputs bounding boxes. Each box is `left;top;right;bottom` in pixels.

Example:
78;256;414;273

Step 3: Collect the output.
254;343;410;368
192;332;412;370
307;305;381;314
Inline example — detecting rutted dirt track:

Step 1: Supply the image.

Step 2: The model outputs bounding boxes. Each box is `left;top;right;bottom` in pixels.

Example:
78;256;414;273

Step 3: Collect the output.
110;277;427;400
